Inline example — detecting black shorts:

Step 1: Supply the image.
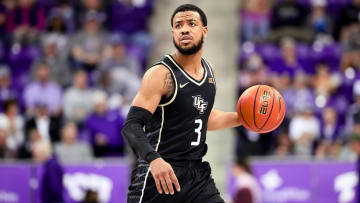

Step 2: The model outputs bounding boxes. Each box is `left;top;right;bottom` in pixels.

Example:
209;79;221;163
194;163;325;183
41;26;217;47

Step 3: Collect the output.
127;160;225;203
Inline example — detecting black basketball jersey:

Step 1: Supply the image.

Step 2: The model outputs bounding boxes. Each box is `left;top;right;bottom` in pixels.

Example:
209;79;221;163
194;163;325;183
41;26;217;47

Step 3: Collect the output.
145;54;216;162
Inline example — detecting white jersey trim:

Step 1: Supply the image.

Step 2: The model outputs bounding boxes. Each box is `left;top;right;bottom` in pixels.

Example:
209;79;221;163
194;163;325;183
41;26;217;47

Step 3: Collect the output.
166;55;208;86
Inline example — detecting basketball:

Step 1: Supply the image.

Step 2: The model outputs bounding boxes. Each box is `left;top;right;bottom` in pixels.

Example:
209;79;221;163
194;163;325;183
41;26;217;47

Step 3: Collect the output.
237;85;286;133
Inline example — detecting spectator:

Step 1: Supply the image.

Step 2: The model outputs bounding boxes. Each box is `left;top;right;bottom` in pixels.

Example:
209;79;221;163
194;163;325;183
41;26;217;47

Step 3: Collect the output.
320;107;341;142
74;0;109;29
25;103;62;144
335;0;360;41
64;70;94;124
306;0;334;41
41;7;71;58
32;37;72;87
272;130;294;157
85;90;125;157
240;0;270;42
270;0;311;42
110;0;154;55
232;157;262;203
12;0;46;45
345;93;360;136
341;25;360;71
23;62;63;116
101;33;142;76
282;72;314;117
0;66;20;112
268;37;304;79
32;140;64;203
54;122;93;163
312;63;339;97
47;1;75;34
70;10;108;72
0;99;24;157
289;106;321;157
0;129;13;158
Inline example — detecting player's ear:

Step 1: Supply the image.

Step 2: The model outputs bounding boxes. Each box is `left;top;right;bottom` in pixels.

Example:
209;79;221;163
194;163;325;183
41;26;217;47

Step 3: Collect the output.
203;26;208;39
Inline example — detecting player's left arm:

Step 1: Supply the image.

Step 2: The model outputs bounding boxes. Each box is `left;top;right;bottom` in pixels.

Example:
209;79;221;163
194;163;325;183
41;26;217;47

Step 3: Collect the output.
207;109;242;131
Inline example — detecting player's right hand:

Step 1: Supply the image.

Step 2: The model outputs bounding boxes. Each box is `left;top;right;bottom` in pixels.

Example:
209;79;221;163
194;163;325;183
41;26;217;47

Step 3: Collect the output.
149;158;181;195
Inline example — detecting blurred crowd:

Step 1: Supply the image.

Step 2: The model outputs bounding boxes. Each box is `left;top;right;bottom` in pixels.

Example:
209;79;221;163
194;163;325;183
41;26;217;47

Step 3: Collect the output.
0;0;154;162
235;0;360;162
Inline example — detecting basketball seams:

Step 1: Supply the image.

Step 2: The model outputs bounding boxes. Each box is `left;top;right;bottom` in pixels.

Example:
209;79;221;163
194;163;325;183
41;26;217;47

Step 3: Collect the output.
239;95;252;130
253;85;262;130
262;91;285;132
259;87;275;131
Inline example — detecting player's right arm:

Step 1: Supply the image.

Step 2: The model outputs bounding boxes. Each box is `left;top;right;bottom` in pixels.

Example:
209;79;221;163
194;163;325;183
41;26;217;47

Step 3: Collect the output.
121;65;180;195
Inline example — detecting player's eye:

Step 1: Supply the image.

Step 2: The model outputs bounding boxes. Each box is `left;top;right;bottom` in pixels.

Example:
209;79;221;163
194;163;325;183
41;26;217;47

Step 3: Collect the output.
175;24;181;29
190;22;196;27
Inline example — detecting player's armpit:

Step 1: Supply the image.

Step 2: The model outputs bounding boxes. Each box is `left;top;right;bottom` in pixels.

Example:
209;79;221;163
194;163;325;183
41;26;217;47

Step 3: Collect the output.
131;64;173;113
207;109;242;131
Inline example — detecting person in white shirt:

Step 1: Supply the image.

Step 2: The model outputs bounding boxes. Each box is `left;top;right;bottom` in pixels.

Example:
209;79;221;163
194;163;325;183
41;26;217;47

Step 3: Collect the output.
0;99;24;157
289;106;320;157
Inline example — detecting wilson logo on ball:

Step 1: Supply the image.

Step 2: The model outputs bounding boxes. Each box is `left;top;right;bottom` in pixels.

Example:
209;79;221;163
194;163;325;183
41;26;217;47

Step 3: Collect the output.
259;90;270;115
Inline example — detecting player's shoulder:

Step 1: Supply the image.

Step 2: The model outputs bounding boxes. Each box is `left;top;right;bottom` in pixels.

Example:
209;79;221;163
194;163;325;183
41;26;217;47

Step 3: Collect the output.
143;63;170;79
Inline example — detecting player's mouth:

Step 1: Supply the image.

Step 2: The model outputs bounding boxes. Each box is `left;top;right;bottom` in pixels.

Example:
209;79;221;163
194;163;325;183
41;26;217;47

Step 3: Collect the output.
180;35;193;43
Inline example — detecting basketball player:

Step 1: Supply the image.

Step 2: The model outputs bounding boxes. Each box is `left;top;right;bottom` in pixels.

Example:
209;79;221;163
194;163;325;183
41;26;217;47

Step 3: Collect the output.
122;4;242;203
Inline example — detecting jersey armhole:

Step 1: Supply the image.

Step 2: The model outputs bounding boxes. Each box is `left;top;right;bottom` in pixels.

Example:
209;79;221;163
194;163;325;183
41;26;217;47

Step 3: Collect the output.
203;59;216;87
159;62;178;107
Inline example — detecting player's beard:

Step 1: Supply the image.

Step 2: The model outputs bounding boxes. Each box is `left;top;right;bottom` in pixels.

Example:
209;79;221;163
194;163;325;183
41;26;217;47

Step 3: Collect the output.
173;35;204;55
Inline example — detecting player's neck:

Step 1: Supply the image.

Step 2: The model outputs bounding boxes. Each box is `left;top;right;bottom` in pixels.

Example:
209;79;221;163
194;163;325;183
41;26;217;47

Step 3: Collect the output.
172;50;203;73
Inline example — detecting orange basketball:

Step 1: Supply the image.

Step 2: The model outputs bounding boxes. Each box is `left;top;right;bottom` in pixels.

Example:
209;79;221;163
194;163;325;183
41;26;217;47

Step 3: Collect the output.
237;85;286;133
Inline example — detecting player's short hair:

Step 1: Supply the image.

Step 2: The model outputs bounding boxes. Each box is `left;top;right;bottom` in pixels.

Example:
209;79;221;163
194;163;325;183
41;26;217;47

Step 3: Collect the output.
171;4;207;27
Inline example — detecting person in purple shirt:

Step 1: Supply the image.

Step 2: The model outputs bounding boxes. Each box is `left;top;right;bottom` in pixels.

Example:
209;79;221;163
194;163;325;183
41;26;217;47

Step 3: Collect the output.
32;140;64;203
85;90;125;157
23;62;62;116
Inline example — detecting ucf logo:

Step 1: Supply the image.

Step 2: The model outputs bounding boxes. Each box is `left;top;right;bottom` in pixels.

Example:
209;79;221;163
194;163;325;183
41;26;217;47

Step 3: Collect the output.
192;95;208;114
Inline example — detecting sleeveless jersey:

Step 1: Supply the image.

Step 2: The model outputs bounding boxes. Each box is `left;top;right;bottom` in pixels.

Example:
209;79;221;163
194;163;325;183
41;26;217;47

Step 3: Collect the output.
145;54;216;162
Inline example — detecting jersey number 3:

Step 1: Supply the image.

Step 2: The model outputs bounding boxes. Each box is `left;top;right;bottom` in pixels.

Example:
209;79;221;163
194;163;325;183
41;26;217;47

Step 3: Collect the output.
192;119;202;146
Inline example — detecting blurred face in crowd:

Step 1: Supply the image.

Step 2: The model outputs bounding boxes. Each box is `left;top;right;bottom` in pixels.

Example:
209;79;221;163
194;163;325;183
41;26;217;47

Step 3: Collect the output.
61;123;78;144
172;11;207;55
0;75;10;88
294;73;307;89
3;0;16;9
95;100;107;114
32;141;51;163
18;0;33;7
36;106;49;117
74;71;88;89
316;64;330;78
36;64;50;83
113;44;126;60
83;0;101;10
5;103;18;117
322;107;337;125
45;43;57;57
354;0;360;7
281;41;296;64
